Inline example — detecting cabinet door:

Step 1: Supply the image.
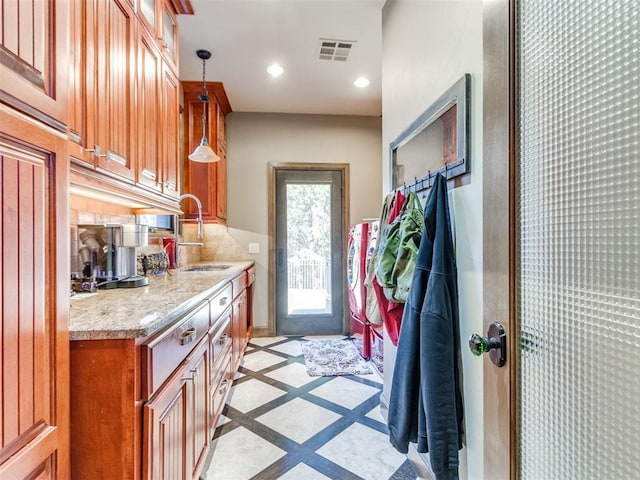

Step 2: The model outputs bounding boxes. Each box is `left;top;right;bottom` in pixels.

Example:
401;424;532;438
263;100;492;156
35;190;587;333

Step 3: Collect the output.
0;0;68;128
136;27;162;193
181;82;231;223
215;103;228;221
138;0;158;35
144;336;210;480
0;113;70;479
232;290;248;370
187;338;210;479
182;91;219;220
144;362;190;480
161;62;180;199
160;1;179;70
68;0;86;147
91;0;136;180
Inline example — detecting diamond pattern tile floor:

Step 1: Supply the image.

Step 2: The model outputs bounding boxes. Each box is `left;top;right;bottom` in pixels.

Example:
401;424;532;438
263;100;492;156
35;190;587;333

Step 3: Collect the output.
200;336;416;480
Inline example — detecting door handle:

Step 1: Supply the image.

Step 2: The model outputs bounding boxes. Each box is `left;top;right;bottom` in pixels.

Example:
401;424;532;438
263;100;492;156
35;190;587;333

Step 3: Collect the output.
469;321;506;367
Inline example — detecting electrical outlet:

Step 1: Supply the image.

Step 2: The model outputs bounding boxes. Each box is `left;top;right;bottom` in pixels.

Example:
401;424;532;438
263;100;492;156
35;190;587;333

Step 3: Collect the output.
248;242;260;254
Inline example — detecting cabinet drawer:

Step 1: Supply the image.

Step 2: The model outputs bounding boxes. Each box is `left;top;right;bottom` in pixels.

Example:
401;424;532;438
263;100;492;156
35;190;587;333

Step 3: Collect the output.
210;349;232;430
210;283;232;324
232;273;247;299
142;300;210;398
209;310;231;370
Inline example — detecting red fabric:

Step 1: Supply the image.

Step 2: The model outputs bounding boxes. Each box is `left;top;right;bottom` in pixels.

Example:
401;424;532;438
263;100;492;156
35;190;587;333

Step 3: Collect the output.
375;190;406;346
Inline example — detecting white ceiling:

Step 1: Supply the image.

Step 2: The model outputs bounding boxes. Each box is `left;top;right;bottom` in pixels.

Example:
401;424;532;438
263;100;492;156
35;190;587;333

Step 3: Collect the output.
177;0;384;116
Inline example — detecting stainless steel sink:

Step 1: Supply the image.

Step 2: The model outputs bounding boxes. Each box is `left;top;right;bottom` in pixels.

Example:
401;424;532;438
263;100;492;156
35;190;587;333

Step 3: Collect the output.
183;264;232;272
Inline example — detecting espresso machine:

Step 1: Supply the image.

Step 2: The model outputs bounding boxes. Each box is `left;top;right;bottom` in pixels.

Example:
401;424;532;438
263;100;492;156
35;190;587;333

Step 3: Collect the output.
78;224;149;288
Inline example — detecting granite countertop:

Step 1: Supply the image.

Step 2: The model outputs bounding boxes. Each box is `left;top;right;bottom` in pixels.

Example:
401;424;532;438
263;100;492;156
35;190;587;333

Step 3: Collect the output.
69;261;254;341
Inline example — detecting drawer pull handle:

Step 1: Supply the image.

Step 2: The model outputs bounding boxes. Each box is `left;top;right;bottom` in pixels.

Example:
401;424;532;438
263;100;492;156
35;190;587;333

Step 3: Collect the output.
180;327;196;345
219;296;228;306
218;379;229;395
219;333;228;345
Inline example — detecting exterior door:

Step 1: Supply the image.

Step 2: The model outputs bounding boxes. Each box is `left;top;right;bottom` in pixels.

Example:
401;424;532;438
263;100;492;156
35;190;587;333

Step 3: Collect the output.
483;0;639;478
273;166;346;336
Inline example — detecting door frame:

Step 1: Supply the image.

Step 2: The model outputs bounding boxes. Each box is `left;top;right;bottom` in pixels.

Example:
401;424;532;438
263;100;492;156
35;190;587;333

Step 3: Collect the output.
482;0;517;478
267;163;350;337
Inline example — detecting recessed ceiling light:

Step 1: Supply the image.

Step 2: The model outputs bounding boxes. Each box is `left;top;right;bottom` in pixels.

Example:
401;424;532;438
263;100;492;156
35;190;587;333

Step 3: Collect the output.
267;64;284;77
354;77;370;88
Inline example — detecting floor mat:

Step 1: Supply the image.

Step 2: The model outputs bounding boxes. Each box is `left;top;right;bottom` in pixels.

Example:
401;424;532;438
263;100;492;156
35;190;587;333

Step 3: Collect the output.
302;339;373;376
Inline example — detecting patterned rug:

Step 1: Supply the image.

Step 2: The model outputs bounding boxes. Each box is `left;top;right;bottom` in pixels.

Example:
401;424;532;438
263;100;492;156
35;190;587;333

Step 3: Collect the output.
301;339;373;376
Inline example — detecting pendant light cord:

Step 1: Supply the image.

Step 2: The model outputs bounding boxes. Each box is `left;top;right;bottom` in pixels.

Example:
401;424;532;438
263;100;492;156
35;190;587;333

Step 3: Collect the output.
200;56;209;144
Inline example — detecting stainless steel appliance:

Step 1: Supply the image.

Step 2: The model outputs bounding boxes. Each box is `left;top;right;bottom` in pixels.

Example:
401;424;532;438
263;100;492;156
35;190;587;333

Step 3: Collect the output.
78;224;149;288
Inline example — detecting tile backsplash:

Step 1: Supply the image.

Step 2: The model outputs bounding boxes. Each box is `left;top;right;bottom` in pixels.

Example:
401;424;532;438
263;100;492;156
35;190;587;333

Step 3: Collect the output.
180;223;252;264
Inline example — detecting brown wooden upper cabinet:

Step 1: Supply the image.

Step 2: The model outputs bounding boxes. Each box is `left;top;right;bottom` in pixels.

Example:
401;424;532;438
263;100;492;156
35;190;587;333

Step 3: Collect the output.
69;0;137;182
136;25;163;194
138;0;180;73
68;0;191;209
161;63;181;199
0;0;69;130
182;82;232;223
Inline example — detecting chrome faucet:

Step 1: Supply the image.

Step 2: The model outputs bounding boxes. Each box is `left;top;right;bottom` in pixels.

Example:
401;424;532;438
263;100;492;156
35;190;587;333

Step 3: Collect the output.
178;193;204;239
174;193;204;267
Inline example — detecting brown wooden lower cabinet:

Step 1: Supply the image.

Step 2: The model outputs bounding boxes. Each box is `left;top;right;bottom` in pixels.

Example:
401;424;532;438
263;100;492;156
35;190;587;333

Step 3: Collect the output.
144;336;209;480
232;289;249;371
70;267;253;480
209;309;233;436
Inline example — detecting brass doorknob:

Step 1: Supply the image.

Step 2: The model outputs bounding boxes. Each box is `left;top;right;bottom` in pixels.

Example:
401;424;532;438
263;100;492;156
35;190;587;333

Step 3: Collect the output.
469;322;506;367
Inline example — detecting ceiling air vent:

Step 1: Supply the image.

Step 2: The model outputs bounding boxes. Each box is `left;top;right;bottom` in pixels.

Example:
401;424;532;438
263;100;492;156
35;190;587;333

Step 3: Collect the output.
317;38;356;61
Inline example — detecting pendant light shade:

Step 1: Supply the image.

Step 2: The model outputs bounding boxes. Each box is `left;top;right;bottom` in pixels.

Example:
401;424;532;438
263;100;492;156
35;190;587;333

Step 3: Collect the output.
189;49;220;163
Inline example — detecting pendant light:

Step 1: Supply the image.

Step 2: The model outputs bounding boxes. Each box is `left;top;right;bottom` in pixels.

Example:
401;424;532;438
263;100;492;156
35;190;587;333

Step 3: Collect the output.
188;49;221;163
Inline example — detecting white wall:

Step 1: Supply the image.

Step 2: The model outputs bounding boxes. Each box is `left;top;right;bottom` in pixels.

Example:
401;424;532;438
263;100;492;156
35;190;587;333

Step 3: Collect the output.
381;1;484;478
225;112;382;331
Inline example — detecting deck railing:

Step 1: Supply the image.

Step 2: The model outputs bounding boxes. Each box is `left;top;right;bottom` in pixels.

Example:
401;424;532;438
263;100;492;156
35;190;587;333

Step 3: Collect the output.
287;258;328;291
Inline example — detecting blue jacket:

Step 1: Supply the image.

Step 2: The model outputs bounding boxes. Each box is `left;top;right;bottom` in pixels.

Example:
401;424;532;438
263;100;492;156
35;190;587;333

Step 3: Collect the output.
387;173;464;480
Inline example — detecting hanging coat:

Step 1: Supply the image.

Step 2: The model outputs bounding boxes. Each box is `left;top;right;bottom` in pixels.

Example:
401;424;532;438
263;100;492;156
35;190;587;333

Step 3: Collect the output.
369;189;405;345
387;173;464;480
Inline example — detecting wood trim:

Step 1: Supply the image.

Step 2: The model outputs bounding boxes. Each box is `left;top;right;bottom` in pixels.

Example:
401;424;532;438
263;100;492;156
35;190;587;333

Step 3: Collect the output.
267;163;350;337
482;0;517;478
70;162;183;213
252;326;270;338
508;0;520;477
0;90;66;133
70;339;141;479
267;165;277;337
169;0;194;15
181;81;232;115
